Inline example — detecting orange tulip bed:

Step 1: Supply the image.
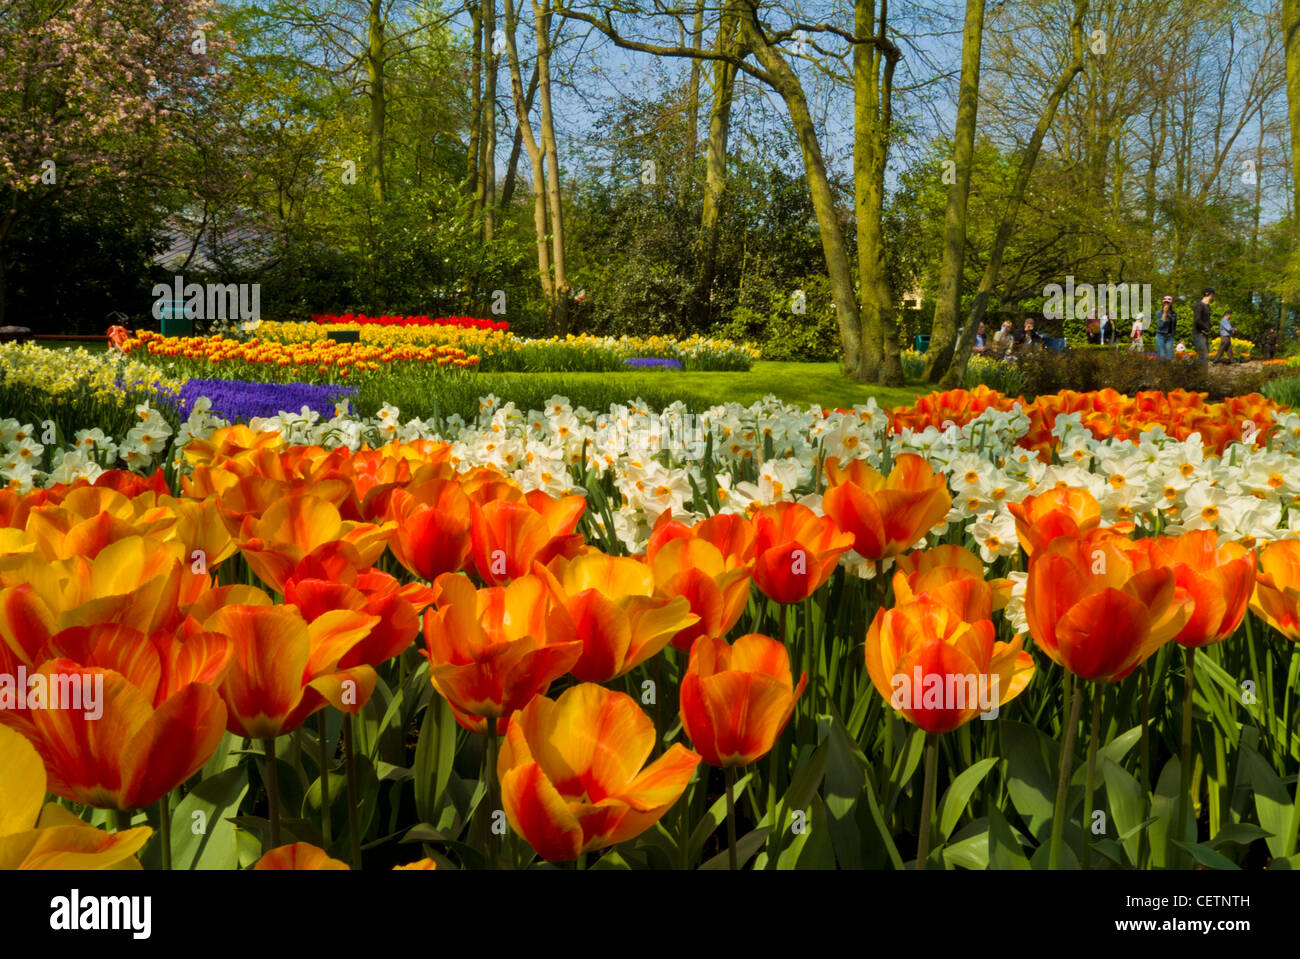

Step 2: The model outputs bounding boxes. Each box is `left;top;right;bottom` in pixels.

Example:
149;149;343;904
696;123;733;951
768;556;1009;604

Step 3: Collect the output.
119;329;482;382
1;385;1299;873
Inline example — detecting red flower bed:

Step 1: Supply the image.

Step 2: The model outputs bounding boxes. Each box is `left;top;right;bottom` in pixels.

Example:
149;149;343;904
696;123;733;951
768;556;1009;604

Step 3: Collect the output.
311;313;509;331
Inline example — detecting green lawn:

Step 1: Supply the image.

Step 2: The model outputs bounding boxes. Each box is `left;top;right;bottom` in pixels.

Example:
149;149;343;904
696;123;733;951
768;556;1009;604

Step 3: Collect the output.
552;361;925;410
23;340;926;417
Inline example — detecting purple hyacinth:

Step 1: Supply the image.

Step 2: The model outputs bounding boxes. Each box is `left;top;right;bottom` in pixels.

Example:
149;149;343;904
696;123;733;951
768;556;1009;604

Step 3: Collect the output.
624;357;683;370
161;378;358;423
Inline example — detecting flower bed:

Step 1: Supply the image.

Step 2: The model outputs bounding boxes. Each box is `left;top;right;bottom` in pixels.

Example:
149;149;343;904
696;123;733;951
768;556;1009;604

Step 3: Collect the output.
311;313;509;331
120;329;480;382
253;322;760;372
3;384;1299;873
169;378;358;423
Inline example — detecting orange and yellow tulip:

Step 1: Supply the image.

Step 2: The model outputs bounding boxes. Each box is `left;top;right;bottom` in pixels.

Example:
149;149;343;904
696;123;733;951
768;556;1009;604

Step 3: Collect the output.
865;597;1033;734
420;572;582;734
498;684;700;861
0;725;152;869
386;481;474;582
1006;487;1103;557
0;623;231;810
469;490;585;586
1024;534;1191;681
1250;539;1300;642
237;494;391;593
647;510;756;568
1145;530;1256;648
537;552;697;681
647;538;753;652
821;453;952;561
893;544;1011;611
254;842;350;870
205;603;379;738
283;543;437;668
749;502;853;604
680;634;806;766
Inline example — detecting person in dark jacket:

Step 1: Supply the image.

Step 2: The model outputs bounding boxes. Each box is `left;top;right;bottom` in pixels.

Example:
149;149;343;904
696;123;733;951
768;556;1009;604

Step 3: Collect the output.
1019;317;1043;352
1192;288;1215;364
1155;296;1177;360
1258;324;1279;360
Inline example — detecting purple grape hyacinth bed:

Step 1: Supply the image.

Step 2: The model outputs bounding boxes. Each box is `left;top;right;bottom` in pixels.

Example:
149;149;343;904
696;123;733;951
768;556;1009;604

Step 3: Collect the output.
623;357;683;370
163;378;358;423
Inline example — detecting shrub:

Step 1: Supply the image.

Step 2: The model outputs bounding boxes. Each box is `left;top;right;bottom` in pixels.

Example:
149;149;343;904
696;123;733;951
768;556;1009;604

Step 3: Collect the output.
1016;348;1248;399
714;274;840;361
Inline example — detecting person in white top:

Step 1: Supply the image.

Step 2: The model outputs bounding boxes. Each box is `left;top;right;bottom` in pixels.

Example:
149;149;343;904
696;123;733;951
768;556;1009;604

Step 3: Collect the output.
1130;313;1145;352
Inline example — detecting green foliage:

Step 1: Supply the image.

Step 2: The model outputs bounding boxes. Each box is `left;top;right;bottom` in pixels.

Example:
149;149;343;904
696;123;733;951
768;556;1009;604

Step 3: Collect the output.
1262;376;1300;408
715;275;840;361
5;186;163;334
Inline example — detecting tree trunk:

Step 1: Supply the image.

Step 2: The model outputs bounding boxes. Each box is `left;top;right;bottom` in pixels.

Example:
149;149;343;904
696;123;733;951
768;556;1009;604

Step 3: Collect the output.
681;0;705;209
499;64;539;210
1144;98;1167;253
482;0;499;243
854;0;901;386
533;0;569;333
940;0;1088;392
465;0;484;212
367;0;387;205
1285;0;1300;232
922;0;984;384
741;5;863;376
692;0;741;322
503;0;556;316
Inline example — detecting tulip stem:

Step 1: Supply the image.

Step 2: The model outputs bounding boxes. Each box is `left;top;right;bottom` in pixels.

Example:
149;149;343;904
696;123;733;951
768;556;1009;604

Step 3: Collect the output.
483;725;499;870
725;765;739;871
1175;646;1196;867
111;809;130;833
1082;683;1101;871
1138;662;1151;869
1048;674;1083;870
158;795;172;870
1139;662;1151;795
318;711;333;848
652;655;663;756
342;716;362;869
263;738;280;853
916;733;938;870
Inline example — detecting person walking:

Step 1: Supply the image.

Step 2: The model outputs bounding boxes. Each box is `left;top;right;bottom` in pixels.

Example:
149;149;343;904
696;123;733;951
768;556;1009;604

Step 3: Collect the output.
1213;308;1236;363
1155;296;1177;360
1192;288;1215;364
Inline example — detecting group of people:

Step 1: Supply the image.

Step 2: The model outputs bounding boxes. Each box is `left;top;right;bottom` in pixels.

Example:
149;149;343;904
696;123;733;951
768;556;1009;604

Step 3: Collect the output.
968;288;1259;364
973;318;1042;358
1087;289;1238;363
